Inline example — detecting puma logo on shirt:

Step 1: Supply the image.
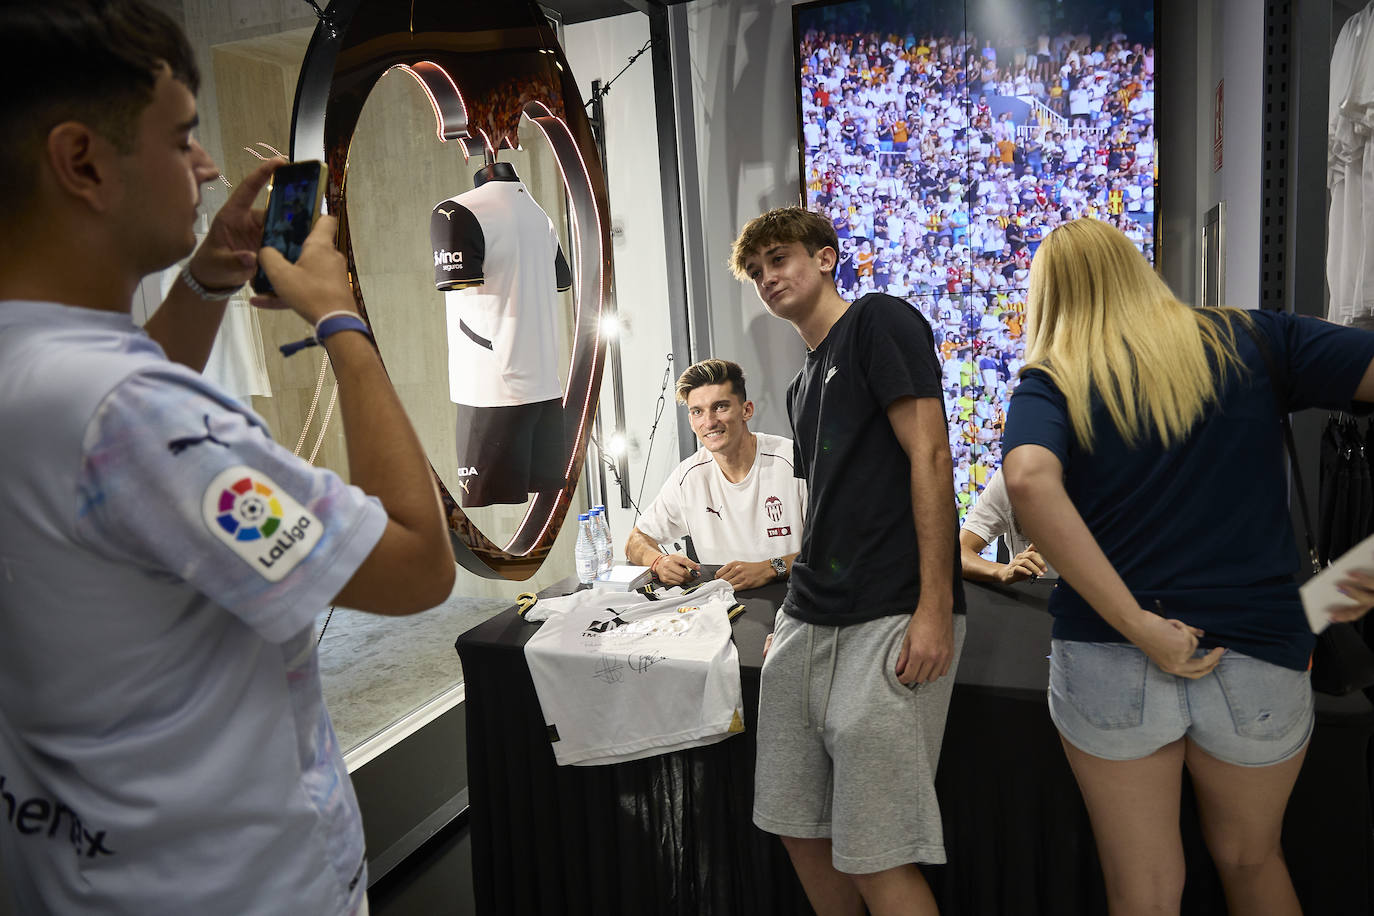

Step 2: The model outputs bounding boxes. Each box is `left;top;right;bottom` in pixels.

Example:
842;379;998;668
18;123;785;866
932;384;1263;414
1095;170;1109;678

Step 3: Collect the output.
825;365;840;383
706;506;723;518
168;416;228;455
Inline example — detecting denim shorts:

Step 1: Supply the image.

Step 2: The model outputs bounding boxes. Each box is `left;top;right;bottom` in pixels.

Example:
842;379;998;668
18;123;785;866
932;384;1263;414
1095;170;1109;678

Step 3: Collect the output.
1048;639;1314;767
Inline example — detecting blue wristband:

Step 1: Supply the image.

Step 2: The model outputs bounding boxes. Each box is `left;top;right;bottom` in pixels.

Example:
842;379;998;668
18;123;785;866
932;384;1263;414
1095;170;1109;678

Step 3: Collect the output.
315;313;372;344
279;313;373;357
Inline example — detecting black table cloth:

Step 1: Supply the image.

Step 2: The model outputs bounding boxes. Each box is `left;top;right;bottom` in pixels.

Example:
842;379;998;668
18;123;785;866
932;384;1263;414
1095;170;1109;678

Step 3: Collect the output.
455;578;1374;915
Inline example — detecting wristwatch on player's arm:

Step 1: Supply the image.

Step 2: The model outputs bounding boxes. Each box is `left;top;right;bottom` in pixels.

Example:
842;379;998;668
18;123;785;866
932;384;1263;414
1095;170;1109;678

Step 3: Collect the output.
769;557;788;580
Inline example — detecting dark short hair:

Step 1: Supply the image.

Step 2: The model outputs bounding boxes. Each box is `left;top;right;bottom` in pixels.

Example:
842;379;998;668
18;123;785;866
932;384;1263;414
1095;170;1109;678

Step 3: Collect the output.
729;207;840;281
675;359;747;405
0;0;200;212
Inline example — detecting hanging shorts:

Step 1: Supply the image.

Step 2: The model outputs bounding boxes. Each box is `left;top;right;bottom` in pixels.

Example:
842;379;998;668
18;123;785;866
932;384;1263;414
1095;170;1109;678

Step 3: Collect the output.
453;398;567;507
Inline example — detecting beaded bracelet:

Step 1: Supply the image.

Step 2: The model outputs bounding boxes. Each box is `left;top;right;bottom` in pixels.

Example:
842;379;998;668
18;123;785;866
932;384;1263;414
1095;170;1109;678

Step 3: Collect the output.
178;267;241;301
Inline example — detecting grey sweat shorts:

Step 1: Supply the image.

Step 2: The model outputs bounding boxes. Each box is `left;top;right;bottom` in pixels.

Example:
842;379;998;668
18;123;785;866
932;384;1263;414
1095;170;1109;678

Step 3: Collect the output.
752;608;967;874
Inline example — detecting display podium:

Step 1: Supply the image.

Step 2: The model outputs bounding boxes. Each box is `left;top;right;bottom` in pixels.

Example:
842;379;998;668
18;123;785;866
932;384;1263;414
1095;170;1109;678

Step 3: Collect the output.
455;578;1374;916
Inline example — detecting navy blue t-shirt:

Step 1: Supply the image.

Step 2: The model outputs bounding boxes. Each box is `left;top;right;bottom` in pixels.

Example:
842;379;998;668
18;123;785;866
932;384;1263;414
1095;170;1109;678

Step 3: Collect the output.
784;293;967;624
1003;309;1374;670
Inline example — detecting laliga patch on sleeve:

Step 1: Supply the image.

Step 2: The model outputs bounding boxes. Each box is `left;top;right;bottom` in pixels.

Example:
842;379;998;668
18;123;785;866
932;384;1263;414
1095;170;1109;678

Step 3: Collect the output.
202;466;323;582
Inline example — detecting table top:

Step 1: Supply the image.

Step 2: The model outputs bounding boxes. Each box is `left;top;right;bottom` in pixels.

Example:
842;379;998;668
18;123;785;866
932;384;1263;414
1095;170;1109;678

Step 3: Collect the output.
456;571;1059;693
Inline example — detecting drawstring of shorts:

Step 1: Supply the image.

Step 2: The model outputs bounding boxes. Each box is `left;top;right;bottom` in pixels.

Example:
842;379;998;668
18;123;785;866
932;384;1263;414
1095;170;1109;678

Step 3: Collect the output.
801;623;840;730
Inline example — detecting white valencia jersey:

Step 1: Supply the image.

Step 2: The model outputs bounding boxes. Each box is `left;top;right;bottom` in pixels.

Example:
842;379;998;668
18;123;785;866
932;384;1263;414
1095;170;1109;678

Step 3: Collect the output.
430;179;572;407
636;432;807;563
523;579;743;766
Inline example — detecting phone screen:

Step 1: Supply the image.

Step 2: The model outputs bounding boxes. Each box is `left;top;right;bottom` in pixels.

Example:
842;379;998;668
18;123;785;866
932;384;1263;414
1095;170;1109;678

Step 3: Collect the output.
251;161;326;294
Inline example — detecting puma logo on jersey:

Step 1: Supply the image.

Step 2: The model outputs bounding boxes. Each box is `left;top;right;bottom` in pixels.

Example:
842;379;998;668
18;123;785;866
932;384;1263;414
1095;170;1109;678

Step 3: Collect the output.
705;506;723;518
584;614;630;635
168;415;229;455
825;365;839;383
437;207;455;220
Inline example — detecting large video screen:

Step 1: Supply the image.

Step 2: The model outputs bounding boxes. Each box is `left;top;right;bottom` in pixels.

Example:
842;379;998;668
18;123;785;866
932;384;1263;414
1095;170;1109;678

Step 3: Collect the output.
794;0;1156;529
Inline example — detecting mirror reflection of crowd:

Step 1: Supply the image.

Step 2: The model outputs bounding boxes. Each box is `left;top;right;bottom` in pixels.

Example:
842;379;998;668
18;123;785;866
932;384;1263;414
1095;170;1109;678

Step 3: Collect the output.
798;24;1154;518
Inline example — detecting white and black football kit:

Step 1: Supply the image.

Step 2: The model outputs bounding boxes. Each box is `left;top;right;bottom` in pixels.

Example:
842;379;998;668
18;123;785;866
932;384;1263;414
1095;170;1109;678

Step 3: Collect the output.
430;171;573;506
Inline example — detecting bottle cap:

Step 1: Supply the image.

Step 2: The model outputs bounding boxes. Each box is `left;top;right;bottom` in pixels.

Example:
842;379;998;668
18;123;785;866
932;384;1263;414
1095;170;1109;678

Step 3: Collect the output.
578;513;590;521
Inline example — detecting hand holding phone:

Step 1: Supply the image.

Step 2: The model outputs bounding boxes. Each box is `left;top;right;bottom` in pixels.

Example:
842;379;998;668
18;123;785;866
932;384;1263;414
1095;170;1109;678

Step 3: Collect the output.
251;160;327;295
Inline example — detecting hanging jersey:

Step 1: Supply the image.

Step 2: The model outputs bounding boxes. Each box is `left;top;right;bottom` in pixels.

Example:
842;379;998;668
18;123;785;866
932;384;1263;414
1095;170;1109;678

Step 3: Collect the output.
635;432;807;564
523;579;744;766
431;179;573;407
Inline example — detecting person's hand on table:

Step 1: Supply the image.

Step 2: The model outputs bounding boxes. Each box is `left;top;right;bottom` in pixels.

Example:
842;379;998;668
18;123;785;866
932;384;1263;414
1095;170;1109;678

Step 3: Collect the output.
997;544;1048;584
716;559;777;591
651;553;699;586
1332;570;1374;622
1126;608;1224;678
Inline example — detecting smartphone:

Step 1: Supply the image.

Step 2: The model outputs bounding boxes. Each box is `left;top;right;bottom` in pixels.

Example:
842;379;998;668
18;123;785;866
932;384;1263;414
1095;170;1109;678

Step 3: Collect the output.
251;160;328;295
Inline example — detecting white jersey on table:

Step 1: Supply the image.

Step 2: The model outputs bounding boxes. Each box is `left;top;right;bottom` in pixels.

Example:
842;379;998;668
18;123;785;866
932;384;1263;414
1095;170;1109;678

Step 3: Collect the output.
523;579;743;766
635;432;807;564
433;180;569;407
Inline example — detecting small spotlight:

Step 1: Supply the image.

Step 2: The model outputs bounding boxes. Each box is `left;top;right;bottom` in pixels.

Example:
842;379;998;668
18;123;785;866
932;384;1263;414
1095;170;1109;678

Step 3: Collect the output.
600;314;620;338
607;433;627;458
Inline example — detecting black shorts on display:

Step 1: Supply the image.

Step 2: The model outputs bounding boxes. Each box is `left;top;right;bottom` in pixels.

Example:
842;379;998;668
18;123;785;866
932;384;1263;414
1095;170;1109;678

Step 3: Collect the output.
453;398;567;507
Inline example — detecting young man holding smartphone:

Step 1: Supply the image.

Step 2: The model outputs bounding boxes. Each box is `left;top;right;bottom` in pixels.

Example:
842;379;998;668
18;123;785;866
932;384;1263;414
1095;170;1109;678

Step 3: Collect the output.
0;3;454;912
732;207;966;916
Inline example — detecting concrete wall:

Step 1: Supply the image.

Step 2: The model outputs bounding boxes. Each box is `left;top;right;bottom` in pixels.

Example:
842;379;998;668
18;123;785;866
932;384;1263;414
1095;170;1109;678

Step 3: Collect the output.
1195;0;1265;310
680;0;809;440
564;13;682;536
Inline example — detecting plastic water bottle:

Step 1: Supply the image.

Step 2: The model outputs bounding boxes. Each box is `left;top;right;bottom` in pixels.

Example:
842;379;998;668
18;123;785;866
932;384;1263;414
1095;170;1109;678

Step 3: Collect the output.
592;506;613;575
574;513;598;585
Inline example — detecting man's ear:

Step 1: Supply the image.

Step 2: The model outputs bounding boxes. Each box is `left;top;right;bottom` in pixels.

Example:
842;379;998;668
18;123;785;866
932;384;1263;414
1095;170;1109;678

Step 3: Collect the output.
44;122;118;214
742;399;755;422
816;245;838;274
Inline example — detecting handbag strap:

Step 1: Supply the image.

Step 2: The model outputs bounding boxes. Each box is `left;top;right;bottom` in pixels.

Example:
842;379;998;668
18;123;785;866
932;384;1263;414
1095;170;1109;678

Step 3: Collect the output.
1236;315;1322;575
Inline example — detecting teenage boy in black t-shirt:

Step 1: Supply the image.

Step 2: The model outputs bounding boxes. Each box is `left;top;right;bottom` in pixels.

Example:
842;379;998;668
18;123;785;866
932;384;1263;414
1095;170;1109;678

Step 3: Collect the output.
731;207;966;916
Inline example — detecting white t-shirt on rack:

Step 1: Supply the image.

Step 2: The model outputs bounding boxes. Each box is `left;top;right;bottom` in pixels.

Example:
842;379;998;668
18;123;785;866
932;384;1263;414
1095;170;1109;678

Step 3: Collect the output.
523;579;743;766
635;432;807;564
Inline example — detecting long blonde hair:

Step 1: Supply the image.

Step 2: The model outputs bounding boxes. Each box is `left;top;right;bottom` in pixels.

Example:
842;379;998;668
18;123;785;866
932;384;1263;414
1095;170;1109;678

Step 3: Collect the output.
1021;218;1248;451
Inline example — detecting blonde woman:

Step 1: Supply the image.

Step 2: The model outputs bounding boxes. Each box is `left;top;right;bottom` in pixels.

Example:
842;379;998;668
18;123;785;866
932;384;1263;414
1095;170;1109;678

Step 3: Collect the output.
1002;218;1374;915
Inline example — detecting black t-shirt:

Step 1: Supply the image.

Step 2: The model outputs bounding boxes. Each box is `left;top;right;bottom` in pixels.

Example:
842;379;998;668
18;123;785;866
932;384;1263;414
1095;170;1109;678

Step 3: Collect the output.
784;293;967;624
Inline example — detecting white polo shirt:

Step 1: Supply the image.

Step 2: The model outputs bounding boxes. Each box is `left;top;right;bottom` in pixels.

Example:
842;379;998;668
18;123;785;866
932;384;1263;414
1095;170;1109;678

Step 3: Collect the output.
636;432;807;564
961;468;1058;577
0;301;386;915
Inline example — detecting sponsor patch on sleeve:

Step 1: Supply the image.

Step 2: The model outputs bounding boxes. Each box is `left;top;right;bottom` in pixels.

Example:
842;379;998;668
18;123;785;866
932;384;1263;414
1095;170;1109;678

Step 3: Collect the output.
202;466;323;582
